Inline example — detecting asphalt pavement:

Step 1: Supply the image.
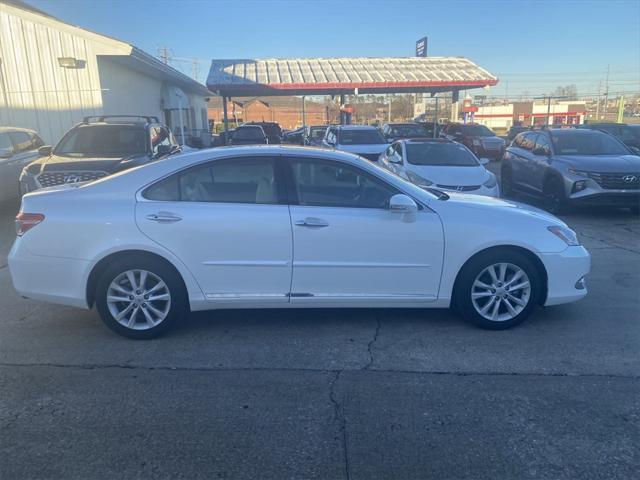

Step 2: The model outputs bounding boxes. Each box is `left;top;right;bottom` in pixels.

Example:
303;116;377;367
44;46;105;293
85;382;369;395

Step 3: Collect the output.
1;173;639;479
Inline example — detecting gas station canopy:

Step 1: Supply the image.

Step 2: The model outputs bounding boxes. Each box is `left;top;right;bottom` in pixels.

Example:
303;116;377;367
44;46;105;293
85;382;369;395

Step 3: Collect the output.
207;57;498;97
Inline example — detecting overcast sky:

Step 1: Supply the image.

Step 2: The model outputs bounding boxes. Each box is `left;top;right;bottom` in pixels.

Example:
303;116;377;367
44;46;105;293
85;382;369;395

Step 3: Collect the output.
29;0;640;98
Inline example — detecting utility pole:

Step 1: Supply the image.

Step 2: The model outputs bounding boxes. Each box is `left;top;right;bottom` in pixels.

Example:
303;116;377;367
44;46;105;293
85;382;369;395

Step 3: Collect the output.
603;64;610;121
596;80;601;119
158;47;170;65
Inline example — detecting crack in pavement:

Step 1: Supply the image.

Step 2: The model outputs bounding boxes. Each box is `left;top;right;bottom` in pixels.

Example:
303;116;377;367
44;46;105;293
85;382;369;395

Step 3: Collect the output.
363;318;382;370
0;362;638;379
329;370;350;480
578;231;640;255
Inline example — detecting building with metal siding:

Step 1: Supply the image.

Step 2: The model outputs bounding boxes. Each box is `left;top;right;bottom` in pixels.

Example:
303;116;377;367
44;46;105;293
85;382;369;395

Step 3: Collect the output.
0;0;211;144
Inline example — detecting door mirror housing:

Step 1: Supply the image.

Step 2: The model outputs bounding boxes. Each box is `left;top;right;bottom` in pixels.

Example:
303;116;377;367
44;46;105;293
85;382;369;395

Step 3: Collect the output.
388;155;402;164
38;145;52;157
478;157;490;165
532;147;550;157
389;194;418;214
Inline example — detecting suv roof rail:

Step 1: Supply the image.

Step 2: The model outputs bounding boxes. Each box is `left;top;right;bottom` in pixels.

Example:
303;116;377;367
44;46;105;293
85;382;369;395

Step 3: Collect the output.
82;115;159;124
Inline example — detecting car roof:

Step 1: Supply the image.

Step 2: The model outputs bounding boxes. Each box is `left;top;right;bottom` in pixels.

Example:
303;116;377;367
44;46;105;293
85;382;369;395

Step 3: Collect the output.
545;128;605;135
399;138;451;144
385;122;420;126
0;126;38;134
336;125;379;130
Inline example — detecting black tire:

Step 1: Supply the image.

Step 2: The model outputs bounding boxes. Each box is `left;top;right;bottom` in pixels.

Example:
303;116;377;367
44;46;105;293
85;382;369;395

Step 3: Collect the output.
501;164;514;197
455;249;542;330
543;177;568;214
95;256;188;339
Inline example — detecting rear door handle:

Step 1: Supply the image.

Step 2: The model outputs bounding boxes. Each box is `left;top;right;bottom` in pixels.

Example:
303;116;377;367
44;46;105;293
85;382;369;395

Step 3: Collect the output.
146;212;182;223
294;217;329;228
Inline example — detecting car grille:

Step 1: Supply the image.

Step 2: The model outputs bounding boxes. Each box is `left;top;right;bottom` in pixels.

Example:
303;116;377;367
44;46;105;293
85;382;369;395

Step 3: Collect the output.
585;172;640;190
482;141;502;150
359;153;380;162
436;184;481;192
37;171;109;188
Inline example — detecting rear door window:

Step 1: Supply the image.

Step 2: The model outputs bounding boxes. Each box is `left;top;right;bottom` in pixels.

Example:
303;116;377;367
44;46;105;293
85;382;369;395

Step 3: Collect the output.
144;157;280;204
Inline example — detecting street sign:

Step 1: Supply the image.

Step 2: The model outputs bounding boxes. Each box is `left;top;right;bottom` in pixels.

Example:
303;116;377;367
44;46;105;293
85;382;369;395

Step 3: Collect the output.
416;37;428;57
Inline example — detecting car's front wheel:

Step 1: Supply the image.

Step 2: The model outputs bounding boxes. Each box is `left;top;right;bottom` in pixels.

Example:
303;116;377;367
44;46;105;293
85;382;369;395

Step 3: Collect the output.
95;256;187;339
455;250;542;329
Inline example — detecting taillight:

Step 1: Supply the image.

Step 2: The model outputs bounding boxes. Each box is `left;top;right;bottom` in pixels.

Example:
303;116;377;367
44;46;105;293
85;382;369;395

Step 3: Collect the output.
15;213;45;236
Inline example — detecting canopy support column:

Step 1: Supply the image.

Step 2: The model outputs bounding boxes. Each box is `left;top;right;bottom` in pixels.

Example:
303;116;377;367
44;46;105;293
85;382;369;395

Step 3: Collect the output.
450;90;460;122
222;96;229;145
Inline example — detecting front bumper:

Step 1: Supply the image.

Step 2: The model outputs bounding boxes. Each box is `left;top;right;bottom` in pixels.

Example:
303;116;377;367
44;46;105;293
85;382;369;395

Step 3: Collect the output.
569;190;640;208
436;184;499;197
537;246;591;306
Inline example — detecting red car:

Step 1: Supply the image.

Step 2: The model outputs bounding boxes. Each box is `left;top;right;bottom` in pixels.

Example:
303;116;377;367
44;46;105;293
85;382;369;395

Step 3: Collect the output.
440;123;506;161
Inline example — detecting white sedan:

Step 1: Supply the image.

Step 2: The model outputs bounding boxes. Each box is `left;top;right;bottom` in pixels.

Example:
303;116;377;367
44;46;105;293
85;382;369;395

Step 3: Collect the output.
378;138;499;196
9;145;590;338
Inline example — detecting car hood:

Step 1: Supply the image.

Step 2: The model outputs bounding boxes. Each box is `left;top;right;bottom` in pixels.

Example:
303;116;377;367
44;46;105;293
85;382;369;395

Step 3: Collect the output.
556;154;640;171
33;153;150;173
338;144;388;155
408;165;490;186
441;191;565;225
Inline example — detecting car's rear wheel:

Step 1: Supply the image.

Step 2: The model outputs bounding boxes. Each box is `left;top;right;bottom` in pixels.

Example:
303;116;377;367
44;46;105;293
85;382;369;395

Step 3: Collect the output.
95;257;187;339
543;177;568;214
455;250;542;330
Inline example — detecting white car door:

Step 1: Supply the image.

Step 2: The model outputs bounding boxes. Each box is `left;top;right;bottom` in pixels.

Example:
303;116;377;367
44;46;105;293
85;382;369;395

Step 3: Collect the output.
136;155;293;304
285;155;444;304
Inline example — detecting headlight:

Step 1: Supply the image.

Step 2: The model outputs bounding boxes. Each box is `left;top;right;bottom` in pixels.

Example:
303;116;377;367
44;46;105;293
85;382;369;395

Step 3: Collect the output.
483;175;497;188
568;168;587;177
547;226;580;246
407;171;433;188
25;162;41;175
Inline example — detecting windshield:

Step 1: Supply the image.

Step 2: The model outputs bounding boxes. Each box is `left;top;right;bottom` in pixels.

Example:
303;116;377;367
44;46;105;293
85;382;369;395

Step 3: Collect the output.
461;125;495;137
338;129;385;145
55;125;146;157
389;124;426;137
234;127;264;140
551;131;630;155
310;127;327;139
406;142;479;166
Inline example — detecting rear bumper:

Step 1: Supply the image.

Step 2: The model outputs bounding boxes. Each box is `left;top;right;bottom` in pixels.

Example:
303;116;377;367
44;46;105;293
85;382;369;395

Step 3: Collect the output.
538;246;591;306
8;238;91;309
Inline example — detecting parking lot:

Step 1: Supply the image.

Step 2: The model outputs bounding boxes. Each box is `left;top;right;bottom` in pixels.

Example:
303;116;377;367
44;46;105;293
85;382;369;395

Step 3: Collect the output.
1;163;639;479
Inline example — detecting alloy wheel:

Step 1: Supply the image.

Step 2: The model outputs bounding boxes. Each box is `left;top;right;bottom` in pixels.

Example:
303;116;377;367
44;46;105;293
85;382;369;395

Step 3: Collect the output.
471;263;531;322
106;270;171;330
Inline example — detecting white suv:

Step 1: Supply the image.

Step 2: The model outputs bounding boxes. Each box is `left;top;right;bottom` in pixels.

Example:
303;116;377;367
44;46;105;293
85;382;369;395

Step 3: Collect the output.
322;125;388;162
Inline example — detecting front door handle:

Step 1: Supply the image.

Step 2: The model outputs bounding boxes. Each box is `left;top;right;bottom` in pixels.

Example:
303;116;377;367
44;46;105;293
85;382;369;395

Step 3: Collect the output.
294;217;329;228
146;212;183;223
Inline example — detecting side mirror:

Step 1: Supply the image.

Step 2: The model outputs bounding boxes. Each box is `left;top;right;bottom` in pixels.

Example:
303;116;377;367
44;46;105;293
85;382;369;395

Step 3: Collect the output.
38;145;52;156
533;147;550;157
478;157;490;165
388;156;402;164
389;194;418;214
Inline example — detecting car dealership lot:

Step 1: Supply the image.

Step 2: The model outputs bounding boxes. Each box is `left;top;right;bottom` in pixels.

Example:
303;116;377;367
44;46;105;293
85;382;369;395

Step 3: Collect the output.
1;194;639;478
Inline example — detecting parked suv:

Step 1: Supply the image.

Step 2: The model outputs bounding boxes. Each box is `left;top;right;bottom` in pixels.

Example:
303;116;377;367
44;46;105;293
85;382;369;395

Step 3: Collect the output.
243;122;282;144
19;116;179;193
322;125;388;161
577;123;640;154
229;125;268;145
381;122;430;142
0;127;44;202
440;123;506;160
502;128;640;213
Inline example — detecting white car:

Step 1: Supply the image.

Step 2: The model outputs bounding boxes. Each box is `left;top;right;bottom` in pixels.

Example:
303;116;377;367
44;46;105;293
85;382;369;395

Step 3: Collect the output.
322;125;388;162
9;145;590;338
379;138;499;197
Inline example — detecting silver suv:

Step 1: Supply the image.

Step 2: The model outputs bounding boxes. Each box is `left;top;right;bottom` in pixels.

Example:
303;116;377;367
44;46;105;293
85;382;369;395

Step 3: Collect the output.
502;128;640;213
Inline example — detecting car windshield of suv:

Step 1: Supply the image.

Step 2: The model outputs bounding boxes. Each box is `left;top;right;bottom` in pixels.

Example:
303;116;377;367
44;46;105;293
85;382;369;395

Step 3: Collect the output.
406;142;479;166
551;132;630;155
234;127;264;140
338;129;385;145
390;125;426;137
55;125;146;157
461;125;495;137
